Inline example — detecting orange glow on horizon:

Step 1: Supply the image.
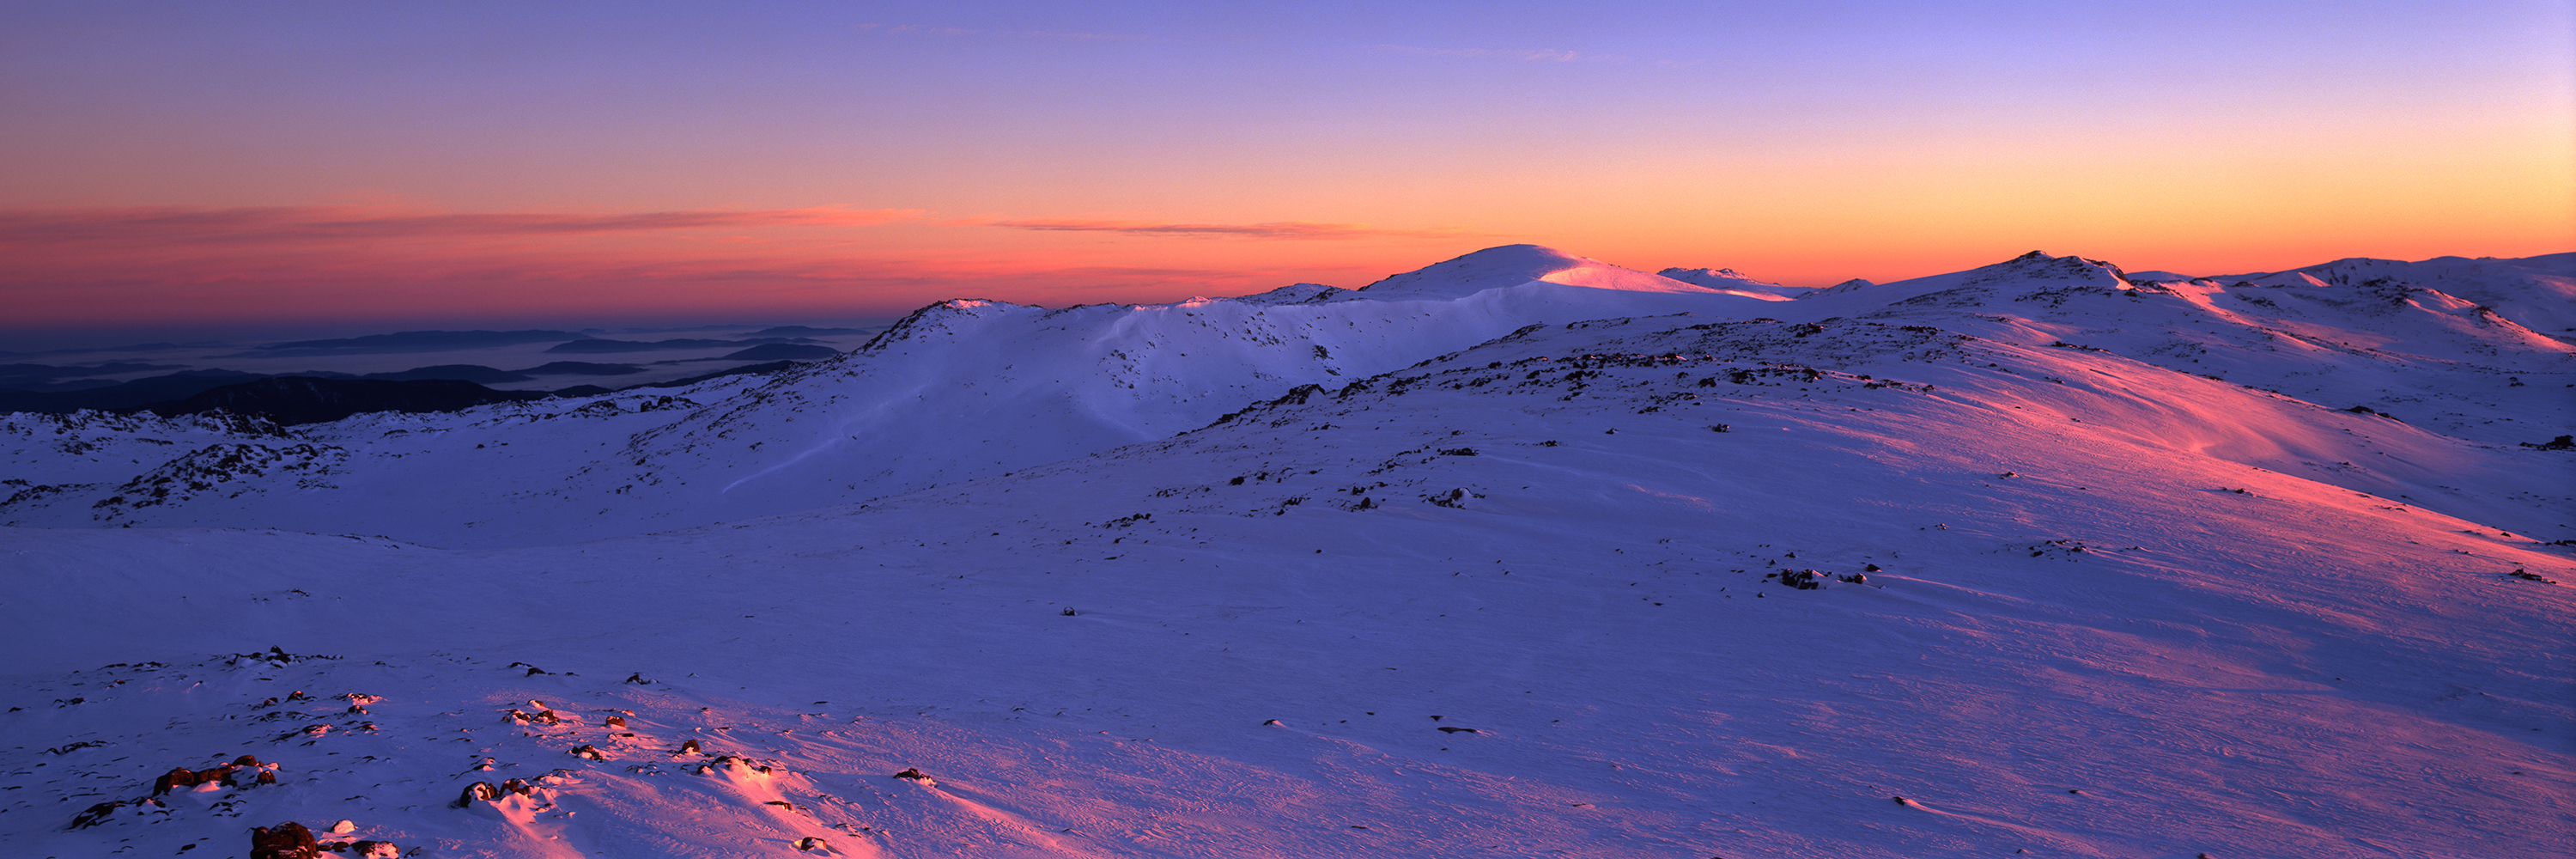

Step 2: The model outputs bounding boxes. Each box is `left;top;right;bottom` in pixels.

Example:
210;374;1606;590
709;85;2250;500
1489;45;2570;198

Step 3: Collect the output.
3;2;2567;332
4;185;2565;331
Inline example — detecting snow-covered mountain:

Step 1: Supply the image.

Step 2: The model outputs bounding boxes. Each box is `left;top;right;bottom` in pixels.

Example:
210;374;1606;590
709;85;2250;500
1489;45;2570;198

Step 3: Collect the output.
1791;251;2574;447
1656;265;1811;298
2;246;1802;546
3;246;2568;858
2228;253;2576;337
6;246;2563;546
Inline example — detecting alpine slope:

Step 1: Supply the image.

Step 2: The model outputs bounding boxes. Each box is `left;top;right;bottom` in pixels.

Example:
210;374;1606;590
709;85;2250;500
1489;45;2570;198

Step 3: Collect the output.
2;245;2568;858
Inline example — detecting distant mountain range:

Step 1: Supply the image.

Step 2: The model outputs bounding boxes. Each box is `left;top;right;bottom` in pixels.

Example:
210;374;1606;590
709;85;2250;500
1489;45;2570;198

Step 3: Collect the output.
544;336;823;354
0;356;830;420
232;329;595;356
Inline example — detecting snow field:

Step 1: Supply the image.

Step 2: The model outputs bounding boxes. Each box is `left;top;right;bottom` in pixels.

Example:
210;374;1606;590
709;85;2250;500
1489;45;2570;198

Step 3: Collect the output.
3;246;2570;857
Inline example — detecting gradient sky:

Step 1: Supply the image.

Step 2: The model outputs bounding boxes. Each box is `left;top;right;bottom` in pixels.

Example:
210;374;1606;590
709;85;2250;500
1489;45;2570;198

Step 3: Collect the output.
3;0;2569;340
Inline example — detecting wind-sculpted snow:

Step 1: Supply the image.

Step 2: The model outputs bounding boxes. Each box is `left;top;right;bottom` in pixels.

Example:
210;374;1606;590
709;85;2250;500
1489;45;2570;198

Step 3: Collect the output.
1183;314;2571;538
1799;250;2575;447
2231;253;2576;336
3;304;2567;857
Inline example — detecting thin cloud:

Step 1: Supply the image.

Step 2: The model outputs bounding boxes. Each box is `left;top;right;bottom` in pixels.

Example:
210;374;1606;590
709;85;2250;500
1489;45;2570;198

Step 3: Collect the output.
0;239;1250;290
857;23;1139;41
2;246;1338;327
1375;44;1624;63
0;205;927;246
969;217;1489;240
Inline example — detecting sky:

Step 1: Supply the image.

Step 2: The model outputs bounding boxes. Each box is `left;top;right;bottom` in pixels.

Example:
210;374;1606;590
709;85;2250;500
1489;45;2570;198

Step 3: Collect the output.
3;0;2570;344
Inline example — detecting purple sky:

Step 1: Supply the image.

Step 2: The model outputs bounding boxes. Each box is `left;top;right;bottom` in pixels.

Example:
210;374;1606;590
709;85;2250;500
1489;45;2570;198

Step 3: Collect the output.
3;1;2568;343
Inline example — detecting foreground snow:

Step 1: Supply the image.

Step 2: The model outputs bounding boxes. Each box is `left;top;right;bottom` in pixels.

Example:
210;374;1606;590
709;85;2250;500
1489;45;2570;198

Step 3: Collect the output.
2;247;2570;857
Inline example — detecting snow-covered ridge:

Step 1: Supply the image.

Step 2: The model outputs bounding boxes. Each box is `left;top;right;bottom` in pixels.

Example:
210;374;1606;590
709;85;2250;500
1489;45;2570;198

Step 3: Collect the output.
1789;249;2136;310
1656;265;1808;298
2227;253;2576;335
2;246;2567;549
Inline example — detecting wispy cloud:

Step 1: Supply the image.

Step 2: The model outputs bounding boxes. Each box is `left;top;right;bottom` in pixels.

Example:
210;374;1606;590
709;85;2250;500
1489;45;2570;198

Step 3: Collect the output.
0;205;927;246
0;204;1455;327
857;23;1139;42
0;242;1363;327
0;205;1491;248
1375;44;1625;64
968;217;1487;240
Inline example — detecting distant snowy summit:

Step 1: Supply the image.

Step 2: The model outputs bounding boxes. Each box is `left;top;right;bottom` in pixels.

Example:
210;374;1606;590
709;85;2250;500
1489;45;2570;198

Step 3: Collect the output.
1346;243;1788;302
1655;265;1809;299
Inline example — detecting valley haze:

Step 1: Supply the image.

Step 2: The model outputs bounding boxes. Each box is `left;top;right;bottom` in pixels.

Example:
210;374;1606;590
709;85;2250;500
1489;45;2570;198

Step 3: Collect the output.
2;244;2569;858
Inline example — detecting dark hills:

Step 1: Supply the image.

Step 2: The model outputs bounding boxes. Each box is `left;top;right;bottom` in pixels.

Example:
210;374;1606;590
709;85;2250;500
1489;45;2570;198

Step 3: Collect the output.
546;338;744;354
748;325;870;337
0;342;210;359
720;343;840;361
519;362;644;376
240;330;592;356
3;357;821;421
0;362;190;389
122;362;812;424
361;364;534;384
545;337;818;354
0;370;273;412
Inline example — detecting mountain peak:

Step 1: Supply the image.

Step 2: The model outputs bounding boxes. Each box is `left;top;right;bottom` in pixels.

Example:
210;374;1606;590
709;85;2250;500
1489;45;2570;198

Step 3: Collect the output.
1355;244;1743;300
1963;250;2130;286
1229;282;1343;305
1355;245;1589;294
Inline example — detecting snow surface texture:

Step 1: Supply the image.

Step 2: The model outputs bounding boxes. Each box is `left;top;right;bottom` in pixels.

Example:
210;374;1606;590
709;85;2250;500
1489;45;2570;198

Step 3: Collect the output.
2;245;2569;858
